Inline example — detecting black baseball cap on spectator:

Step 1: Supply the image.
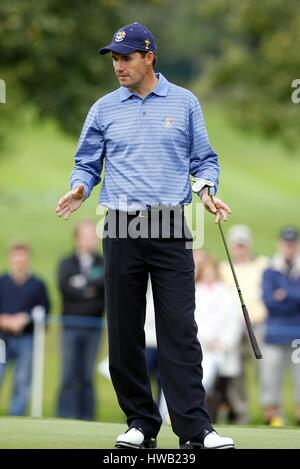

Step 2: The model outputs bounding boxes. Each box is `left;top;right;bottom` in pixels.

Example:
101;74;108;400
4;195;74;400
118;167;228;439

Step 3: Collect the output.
280;226;299;242
98;22;157;56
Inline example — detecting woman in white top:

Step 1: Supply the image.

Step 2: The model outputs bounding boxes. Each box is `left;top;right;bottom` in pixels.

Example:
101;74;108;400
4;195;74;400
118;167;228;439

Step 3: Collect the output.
194;255;242;393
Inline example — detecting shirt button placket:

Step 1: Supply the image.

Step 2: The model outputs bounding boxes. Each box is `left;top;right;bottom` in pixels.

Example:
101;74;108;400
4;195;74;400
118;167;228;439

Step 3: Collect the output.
136;97;143;124
140;99;146;121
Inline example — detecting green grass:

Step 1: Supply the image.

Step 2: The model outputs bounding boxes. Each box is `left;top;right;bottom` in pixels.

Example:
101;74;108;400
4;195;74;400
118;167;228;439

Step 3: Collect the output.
204;106;300;255
0;418;300;449
0;107;299;304
0;106;299;301
0;327;125;423
0;107;299;422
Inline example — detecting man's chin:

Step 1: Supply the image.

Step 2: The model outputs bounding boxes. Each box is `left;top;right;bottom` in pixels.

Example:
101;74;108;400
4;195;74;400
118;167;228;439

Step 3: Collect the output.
118;77;132;87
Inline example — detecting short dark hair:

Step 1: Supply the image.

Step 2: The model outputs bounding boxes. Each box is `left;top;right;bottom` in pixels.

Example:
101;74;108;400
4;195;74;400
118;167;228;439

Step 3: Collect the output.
137;50;157;69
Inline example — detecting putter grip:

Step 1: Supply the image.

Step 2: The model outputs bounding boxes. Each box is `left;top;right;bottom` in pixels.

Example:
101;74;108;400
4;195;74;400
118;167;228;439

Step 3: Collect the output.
242;305;263;359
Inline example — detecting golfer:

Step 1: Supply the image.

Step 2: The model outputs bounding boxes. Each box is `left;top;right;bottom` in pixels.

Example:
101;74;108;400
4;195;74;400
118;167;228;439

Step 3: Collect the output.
56;23;234;449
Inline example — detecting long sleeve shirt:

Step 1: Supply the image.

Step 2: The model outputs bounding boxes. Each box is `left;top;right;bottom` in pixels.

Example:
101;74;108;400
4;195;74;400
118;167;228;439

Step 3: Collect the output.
262;254;300;344
70;73;219;210
58;253;105;318
0;273;50;335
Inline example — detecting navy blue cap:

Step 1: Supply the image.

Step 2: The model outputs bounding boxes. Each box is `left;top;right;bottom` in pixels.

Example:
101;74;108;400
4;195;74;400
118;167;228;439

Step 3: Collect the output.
98;22;157;56
280;226;299;242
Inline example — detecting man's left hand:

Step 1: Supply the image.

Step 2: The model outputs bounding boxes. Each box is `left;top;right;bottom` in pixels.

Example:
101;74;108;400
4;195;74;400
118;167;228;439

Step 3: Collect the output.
8;313;31;335
201;190;232;223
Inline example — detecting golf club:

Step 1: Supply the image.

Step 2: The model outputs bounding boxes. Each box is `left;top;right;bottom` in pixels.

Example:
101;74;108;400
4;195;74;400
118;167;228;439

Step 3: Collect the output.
209;189;263;360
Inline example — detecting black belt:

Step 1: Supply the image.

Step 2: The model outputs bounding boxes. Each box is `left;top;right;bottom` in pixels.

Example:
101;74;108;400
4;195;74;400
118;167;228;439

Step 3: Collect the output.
110;206;184;218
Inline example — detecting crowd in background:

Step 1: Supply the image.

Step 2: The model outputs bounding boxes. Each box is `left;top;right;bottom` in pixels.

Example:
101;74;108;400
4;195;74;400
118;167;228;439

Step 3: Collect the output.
0;219;105;421
0;220;300;428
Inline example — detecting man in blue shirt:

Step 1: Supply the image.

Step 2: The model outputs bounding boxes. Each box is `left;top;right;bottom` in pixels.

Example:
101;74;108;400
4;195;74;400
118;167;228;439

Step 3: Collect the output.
261;226;300;426
57;219;105;421
56;23;234;449
0;243;50;415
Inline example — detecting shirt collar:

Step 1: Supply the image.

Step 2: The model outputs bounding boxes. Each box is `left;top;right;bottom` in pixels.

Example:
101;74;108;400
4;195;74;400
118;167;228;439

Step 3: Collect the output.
119;73;169;101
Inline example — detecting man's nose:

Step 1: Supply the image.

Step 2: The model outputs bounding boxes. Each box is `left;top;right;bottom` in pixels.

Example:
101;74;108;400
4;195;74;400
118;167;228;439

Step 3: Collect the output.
115;61;125;72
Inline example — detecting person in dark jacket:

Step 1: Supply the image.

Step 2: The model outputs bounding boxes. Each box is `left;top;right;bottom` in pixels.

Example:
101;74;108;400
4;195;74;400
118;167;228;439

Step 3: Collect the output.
57;219;105;420
0;243;50;415
261;226;300;426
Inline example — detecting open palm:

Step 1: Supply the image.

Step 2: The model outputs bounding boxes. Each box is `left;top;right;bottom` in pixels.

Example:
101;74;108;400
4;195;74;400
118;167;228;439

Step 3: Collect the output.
56;184;86;220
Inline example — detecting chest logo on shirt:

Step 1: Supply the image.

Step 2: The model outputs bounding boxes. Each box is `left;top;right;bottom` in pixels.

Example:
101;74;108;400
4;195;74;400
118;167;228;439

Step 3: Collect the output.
162;116;175;128
115;30;126;42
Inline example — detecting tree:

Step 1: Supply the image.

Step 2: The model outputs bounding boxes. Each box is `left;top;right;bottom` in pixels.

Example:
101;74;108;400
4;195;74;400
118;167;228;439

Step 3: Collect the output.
192;0;300;146
1;0;299;146
0;0;121;137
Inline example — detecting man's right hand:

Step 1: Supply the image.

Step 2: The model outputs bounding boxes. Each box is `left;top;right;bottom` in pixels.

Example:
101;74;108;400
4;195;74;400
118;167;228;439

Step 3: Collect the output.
56;184;86;220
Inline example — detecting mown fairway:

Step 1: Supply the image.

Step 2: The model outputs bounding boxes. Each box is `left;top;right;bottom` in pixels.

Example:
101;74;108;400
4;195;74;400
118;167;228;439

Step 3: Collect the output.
0;418;300;449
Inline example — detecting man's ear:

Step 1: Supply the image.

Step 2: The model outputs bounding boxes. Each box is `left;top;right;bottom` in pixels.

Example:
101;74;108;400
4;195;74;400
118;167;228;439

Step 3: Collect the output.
145;51;155;66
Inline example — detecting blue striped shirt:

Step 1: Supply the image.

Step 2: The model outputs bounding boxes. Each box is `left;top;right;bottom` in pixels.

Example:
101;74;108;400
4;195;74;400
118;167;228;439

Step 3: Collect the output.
70;73;219;210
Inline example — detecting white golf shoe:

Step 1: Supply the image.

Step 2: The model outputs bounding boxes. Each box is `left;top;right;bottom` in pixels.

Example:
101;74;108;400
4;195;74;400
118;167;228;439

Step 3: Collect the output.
115;428;157;449
202;431;235;449
181;430;235;450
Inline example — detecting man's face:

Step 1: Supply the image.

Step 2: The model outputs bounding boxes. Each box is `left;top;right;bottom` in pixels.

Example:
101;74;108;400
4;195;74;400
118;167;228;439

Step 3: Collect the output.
9;249;30;274
112;52;151;88
75;224;98;254
279;240;299;262
230;242;251;261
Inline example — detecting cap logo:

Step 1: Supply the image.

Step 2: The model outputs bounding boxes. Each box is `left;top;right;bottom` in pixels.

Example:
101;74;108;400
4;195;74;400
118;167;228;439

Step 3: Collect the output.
115;30;126;42
163;116;175;129
145;39;150;49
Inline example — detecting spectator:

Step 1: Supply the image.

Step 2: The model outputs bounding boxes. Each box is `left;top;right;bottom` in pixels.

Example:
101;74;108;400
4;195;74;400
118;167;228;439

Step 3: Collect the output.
219;225;268;339
194;255;242;422
219;225;269;423
261;226;300;426
193;249;209;283
0;243;50;415
57;219;105;420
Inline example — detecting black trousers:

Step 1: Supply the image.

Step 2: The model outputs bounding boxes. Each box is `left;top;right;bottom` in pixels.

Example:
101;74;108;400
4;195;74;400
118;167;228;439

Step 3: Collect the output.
102;210;212;443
